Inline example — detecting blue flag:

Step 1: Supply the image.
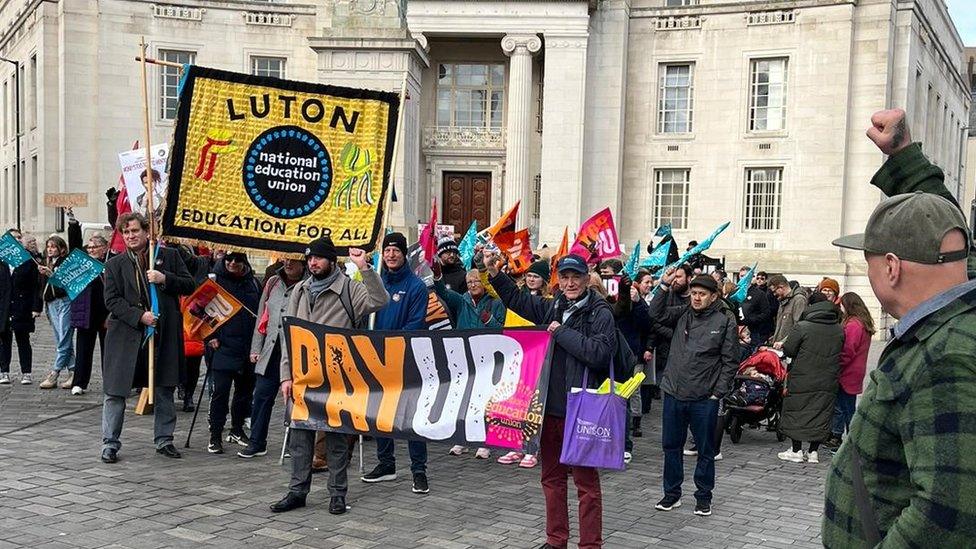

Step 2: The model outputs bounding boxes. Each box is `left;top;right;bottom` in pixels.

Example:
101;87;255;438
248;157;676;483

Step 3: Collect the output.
730;262;757;305
0;231;31;269
654;223;672;238
640;239;672;269
144;242;162;344
623;241;640;278
459;220;478;270
48;249;105;300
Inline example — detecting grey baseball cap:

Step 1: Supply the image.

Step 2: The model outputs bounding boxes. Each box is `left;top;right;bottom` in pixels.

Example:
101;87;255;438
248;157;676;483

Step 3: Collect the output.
832;192;971;264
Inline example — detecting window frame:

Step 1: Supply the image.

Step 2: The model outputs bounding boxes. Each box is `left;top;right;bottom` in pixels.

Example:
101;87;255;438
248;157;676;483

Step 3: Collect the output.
748;57;789;132
157;48;196;122
435;63;506;130
657;63;695;135
742;166;784;232
250;55;286;79
652;168;691;230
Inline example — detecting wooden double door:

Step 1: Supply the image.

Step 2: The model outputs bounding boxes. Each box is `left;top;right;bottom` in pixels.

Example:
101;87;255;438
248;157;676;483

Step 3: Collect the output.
442;172;491;232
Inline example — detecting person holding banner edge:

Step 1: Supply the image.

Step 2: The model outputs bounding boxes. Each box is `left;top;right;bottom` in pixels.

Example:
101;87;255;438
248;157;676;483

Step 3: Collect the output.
100;212;195;463
272;236;389;515
66;214;110;395
361;231;432;494
37;235;74;390
484;250;615;549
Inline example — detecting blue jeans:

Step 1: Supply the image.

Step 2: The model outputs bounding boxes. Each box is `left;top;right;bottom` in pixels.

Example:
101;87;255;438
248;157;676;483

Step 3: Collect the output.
662;394;719;503
249;346;281;451
831;389;857;436
46;297;74;372
376;437;428;474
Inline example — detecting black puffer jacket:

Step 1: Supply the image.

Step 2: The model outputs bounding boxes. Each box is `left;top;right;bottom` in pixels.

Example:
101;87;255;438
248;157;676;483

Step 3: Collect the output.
490;272;616;418
207;260;261;372
649;291;739;401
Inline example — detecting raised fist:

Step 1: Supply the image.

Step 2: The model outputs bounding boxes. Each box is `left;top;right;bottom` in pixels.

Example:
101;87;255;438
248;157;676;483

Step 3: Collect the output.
866;108;911;156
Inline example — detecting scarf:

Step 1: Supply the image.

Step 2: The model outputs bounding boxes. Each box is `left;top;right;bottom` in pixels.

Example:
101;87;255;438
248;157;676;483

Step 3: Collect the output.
308;267;342;305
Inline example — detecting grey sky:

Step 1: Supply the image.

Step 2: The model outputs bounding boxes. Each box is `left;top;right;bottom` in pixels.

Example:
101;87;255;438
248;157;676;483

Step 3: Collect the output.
946;0;976;46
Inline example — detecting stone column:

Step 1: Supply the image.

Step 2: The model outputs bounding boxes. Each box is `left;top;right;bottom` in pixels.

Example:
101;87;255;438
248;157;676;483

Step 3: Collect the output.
501;34;541;226
538;33;588;245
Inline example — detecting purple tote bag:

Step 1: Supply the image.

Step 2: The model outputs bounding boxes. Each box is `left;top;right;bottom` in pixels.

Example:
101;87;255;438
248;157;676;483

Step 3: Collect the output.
559;362;628;471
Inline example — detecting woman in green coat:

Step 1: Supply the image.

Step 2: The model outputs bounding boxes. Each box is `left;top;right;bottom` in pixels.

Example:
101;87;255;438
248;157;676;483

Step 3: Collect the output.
777;292;844;465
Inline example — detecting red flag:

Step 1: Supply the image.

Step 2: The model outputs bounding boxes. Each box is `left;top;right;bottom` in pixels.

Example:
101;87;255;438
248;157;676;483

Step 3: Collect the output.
110;141;140;254
570;208;622;264
487;201;520;239
419;199;438;264
549;227;569;288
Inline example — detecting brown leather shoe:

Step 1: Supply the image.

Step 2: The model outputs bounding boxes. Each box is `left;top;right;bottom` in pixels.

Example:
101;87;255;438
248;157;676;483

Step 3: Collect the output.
311;457;328;473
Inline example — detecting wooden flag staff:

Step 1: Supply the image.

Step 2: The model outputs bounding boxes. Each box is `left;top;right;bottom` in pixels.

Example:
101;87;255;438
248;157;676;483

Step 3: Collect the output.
134;37;174;415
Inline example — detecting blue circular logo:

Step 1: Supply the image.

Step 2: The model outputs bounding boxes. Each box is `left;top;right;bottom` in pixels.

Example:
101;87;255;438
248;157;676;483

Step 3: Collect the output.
243;126;331;219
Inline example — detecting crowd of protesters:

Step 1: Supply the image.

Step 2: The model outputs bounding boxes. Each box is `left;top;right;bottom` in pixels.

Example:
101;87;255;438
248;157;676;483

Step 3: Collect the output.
1;107;973;548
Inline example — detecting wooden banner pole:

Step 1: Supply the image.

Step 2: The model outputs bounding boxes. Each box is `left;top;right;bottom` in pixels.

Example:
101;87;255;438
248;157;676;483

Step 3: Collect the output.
138;36;156;412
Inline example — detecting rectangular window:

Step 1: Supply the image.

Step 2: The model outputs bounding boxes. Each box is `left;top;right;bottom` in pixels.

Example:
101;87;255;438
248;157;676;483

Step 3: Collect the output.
159;49;195;120
744;167;783;231
749;58;788;131
657;64;694;133
2;80;6;141
18;64;24;130
653;168;690;229
251;56;285;79
435;63;505;129
28;55;36;129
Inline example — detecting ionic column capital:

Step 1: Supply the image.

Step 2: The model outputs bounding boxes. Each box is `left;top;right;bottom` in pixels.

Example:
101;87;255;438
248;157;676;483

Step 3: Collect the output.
501;34;542;57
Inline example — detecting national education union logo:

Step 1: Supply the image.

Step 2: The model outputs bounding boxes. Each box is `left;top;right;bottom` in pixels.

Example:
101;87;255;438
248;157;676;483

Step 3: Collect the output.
243;126;332;219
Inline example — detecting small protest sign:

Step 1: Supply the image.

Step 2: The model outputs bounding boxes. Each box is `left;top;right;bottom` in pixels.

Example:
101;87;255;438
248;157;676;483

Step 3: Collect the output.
48;249;104;300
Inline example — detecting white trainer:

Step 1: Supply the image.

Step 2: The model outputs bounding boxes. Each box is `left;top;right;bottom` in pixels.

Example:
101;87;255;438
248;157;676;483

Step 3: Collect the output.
807;451;819;464
777;449;805;463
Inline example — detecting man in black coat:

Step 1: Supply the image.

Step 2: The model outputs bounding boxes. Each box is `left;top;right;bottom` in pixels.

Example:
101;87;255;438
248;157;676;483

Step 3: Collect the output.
0;229;42;385
737;266;774;355
100;213;195;463
650;272;739;517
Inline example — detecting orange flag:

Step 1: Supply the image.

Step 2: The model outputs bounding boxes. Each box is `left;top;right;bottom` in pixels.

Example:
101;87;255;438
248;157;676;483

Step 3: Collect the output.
549;227;569;288
495;228;534;275
181;279;244;340
487;200;520;239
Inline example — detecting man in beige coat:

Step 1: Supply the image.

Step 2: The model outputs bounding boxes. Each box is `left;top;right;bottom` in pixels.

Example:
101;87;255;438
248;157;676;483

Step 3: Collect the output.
270;236;388;515
768;274;808;346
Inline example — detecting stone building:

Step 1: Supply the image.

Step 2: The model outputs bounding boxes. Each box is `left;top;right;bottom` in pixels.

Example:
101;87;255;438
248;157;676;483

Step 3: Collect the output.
0;0;970;322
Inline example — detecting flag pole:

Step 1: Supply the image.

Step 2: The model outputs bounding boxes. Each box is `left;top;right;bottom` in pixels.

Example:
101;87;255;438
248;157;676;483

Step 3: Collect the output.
139;36;156;410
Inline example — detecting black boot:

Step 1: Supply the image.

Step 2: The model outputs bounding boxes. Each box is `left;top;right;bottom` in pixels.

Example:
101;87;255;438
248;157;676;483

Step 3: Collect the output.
270;493;306;513
632;417;643;438
329;496;348;515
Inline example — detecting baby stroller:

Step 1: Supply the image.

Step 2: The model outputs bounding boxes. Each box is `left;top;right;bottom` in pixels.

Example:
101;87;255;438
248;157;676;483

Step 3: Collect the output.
722;349;788;443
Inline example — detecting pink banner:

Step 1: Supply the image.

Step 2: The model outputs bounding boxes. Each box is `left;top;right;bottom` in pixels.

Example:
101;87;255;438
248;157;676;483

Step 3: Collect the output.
570;207;622;263
484;329;552;450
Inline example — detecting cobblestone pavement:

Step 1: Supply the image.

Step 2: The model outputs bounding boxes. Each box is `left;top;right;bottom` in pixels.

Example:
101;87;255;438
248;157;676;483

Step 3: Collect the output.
0;323;879;548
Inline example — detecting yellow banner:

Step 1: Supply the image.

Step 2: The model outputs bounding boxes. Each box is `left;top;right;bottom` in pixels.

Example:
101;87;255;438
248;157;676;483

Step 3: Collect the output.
162;66;399;254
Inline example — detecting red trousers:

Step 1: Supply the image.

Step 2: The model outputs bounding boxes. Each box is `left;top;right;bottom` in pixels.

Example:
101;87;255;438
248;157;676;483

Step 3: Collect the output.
540;415;603;549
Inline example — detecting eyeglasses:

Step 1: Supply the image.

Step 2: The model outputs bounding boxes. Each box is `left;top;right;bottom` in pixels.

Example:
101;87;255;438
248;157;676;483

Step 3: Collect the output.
84;244;105;251
225;256;245;264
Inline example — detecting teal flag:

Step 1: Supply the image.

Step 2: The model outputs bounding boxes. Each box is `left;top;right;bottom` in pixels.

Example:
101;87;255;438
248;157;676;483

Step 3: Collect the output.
730;262;757;304
654;223;672;238
651;221;731;297
459;221;478;270
0;231;31;268
623;241;640;278
641;239;673;269
48;249;104;300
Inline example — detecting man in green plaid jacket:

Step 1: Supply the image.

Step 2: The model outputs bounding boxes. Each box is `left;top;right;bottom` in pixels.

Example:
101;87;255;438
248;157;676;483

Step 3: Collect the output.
823;108;976;547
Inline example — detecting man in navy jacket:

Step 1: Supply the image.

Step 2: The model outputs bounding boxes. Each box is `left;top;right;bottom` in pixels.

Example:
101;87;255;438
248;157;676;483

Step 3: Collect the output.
361;232;431;494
